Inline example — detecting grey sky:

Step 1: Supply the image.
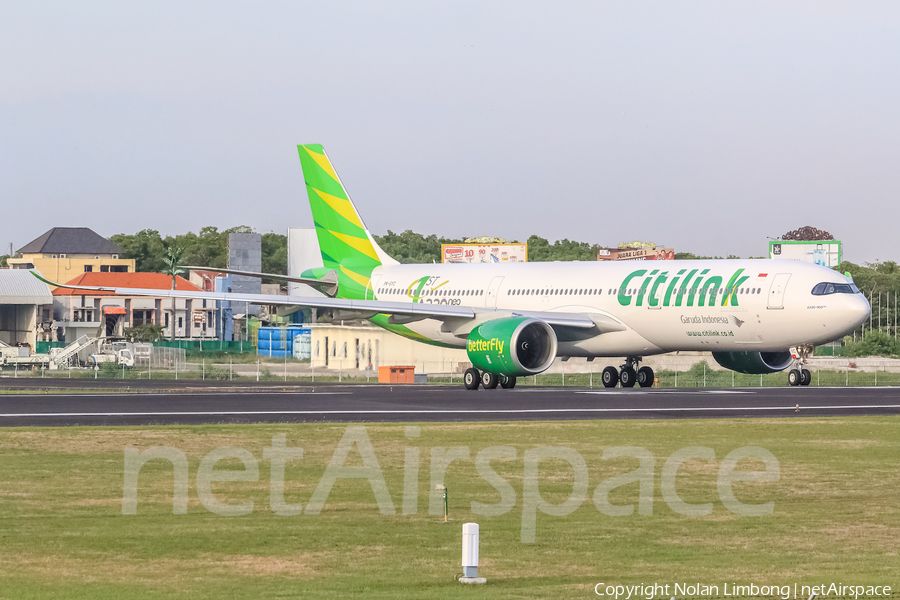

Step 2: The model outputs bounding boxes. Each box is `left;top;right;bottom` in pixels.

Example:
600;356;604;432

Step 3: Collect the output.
2;2;898;264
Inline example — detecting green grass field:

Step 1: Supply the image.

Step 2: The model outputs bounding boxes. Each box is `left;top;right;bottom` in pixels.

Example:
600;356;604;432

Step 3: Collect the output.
1;418;898;599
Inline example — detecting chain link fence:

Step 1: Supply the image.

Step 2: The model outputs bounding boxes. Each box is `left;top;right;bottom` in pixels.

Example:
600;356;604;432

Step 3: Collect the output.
134;345;186;371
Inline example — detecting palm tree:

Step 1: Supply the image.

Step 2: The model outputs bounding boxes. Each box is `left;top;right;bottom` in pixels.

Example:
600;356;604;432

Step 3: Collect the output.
162;246;185;341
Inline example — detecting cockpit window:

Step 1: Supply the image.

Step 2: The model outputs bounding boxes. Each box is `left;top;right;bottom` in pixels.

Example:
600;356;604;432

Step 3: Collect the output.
811;282;860;295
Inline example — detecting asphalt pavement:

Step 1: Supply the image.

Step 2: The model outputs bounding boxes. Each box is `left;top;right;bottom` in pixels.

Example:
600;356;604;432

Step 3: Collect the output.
0;379;898;426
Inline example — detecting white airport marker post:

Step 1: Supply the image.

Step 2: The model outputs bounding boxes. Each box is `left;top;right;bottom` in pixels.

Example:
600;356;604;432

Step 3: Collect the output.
460;523;486;584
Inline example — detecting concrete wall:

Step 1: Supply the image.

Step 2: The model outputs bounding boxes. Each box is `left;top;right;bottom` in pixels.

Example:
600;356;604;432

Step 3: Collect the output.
0;304;43;348
228;233;262;316
287;228;325;297
309;324;468;373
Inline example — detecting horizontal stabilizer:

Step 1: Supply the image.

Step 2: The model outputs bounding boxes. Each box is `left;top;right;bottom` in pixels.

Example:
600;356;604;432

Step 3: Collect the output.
181;266;339;297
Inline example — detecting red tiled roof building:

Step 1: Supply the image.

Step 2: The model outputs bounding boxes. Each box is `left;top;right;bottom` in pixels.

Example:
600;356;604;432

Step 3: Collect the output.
52;272;215;339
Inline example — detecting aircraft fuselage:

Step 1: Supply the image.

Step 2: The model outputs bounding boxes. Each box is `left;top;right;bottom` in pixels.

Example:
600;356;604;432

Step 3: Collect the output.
365;259;869;356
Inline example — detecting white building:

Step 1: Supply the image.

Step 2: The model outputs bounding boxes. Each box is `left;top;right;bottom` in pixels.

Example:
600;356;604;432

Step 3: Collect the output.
309;323;468;374
0;270;54;348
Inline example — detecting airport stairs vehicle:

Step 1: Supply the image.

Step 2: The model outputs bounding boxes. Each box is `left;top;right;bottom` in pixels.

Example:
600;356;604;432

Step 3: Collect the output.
50;335;100;368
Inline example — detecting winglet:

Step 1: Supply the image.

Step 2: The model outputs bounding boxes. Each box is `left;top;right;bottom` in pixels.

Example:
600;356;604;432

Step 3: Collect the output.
29;270;115;292
30;270;56;287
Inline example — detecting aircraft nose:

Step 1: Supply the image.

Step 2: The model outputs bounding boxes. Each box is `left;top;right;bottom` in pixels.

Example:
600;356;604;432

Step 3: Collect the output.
842;294;871;333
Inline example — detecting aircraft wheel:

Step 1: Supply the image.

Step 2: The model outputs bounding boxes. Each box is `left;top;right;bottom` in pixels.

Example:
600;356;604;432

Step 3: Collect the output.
500;375;517;389
601;366;619;388
800;369;811;386
788;369;801;387
464;368;480;390
637;366;655;388
620;367;637;388
481;371;499;389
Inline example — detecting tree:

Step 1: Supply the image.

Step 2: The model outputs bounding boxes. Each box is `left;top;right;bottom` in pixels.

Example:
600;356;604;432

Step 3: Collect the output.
0;255;8;268
112;225;263;274
843;330;900;358
110;229;167;272
162;246;185;340
526;235;551;262
840;261;900;296
261;232;288;283
527;235;598;262
123;323;166;342
373;230;463;264
839;261;900;344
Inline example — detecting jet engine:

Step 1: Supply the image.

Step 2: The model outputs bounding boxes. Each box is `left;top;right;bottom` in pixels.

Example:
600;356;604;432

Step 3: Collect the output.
711;350;793;374
466;317;557;376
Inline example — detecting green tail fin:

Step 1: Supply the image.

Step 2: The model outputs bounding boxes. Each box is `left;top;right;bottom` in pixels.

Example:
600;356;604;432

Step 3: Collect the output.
297;144;395;299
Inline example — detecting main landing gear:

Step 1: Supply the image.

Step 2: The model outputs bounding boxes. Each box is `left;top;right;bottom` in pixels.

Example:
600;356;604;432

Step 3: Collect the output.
463;368;517;391
787;345;813;387
601;357;654;389
788;367;811;386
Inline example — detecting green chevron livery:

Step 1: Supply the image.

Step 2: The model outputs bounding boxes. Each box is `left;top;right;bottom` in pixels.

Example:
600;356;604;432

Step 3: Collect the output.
297;144;382;300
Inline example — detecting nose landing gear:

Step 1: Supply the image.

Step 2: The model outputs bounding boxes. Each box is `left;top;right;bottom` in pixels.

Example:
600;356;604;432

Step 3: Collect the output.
499;374;517;389
788;345;813;387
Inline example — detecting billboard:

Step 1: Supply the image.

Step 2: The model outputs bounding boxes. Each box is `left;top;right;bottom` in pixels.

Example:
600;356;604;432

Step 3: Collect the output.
769;240;842;267
442;243;528;264
597;247;675;261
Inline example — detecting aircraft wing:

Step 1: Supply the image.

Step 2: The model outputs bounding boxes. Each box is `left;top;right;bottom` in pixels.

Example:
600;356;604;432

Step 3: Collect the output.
32;271;623;338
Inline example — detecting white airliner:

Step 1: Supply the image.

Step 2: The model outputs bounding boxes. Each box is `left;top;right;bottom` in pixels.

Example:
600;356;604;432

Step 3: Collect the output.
33;144;870;390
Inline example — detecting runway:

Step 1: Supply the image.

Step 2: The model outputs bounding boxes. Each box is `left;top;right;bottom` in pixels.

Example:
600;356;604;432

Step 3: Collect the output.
0;380;898;426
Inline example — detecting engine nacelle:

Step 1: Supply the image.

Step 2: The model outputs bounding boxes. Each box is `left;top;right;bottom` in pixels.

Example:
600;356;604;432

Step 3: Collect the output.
711;350;793;374
466;317;557;376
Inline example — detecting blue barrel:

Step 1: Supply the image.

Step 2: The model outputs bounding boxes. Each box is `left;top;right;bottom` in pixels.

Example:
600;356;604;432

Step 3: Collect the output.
258;327;312;356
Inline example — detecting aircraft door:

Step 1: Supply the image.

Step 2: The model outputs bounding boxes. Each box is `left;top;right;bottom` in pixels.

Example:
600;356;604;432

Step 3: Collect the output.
767;273;791;309
486;276;505;308
367;274;383;300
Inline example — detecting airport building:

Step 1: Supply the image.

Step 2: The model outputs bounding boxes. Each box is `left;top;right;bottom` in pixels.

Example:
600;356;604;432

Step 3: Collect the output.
308;322;468;374
228;232;262;316
189;269;229;292
0;270;54;348
52;272;216;340
7;227;135;281
768;227;841;267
